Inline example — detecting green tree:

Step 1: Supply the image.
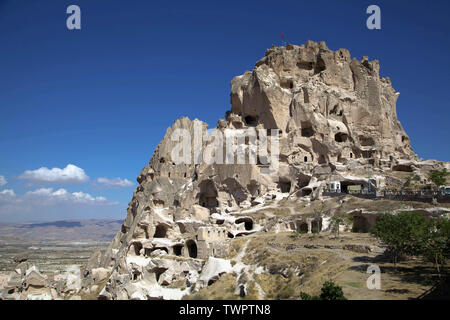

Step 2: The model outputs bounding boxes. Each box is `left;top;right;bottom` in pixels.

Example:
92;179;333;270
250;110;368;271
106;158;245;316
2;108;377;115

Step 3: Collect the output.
421;218;450;277
320;281;347;300
330;213;350;238
299;292;320;300
370;212;430;268
428;169;449;187
300;281;346;300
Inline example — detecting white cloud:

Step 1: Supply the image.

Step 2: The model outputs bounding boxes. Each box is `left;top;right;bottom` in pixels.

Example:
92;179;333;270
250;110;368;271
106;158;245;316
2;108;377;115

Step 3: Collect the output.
22;188;116;205
95;177;134;188
0;176;6;187
26;188;53;196
19;164;89;184
0;189;15;200
0;188;122;221
0;188;116;210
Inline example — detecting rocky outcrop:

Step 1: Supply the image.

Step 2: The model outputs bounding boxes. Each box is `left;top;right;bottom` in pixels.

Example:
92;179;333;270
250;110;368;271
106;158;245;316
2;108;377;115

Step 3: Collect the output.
86;41;450;300
231;41;416;168
5;41;448;300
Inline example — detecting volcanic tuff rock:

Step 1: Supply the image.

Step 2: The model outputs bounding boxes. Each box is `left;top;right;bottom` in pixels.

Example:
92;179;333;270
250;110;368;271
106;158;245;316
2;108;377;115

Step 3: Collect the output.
5;41;447;300
88;41;449;300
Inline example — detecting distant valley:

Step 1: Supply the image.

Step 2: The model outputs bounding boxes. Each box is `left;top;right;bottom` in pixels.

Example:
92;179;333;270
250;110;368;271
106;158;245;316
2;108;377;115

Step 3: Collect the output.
0;219;122;273
0;219;122;243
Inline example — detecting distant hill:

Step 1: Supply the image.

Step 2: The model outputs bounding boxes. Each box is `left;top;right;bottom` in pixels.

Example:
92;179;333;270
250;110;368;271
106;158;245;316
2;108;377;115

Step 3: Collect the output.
0;219;123;243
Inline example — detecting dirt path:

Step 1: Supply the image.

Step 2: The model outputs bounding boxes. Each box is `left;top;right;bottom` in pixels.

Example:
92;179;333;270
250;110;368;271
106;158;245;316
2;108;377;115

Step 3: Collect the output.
233;239;266;299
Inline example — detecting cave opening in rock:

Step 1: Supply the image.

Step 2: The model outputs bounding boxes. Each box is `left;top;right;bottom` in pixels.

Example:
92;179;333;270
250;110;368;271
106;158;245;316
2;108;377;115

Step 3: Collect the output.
304;156;308;162
314;58;326;74
335;132;348;143
186;240;198;258
208;279;216;286
244;115;258;127
132;271;140;281
153;199;165;208
280;79;294;89
392;164;413;172
318;154;326;164
311;220;322;233
352;216;371;233
298;222;308;233
130;242;143;256
235;217;253;231
329;104;339;115
198;180;219;210
297;61;314;71
154;224;168;238
173;244;183;256
350;152;353;158
277;181;291;193
301;121;314;137
154;267;168;283
239;285;246;297
301;127;314;137
362;149;376;159
297;175;311;189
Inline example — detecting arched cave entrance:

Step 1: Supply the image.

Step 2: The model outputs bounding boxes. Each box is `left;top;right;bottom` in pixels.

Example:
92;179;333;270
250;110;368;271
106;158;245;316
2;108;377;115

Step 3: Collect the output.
198;180;219;210
130;242;143;256
235;217;253;231
352;216;371;233
173;244;183;256
277;180;291;193
301;121;314;137
186;240;198;258
297;222;308;233
311;220;322;233
335;133;348;143
154;224;168;238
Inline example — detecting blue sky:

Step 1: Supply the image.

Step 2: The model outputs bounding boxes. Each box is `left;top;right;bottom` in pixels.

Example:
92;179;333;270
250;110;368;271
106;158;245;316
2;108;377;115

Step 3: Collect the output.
0;0;449;222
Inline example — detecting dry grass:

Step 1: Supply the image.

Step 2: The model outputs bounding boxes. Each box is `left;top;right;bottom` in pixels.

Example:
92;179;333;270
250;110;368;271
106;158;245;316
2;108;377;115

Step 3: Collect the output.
182;273;259;300
225;231;446;300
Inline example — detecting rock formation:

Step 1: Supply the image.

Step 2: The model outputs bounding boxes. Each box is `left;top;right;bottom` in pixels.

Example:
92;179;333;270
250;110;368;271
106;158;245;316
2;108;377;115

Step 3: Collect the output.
2;41;448;300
